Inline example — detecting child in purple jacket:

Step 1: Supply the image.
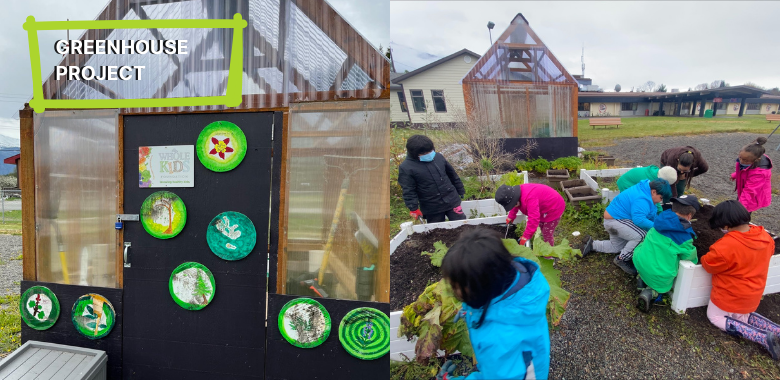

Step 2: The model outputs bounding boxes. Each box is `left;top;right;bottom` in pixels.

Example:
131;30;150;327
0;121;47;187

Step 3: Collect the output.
495;184;566;246
731;137;773;214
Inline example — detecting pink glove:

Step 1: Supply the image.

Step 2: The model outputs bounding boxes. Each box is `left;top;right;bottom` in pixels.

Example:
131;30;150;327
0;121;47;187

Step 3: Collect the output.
453;206;463;214
410;209;423;219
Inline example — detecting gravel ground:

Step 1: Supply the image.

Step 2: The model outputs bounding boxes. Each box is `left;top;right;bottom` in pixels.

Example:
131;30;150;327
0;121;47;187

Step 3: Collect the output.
597;132;780;232
0;234;22;297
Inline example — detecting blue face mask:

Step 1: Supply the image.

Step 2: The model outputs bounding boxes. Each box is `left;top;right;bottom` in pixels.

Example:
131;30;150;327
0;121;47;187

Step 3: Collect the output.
419;150;436;162
739;163;751;170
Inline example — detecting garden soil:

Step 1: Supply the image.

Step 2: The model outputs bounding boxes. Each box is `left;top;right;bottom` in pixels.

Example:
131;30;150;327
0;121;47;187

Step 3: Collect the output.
390;224;516;311
691;204;780;259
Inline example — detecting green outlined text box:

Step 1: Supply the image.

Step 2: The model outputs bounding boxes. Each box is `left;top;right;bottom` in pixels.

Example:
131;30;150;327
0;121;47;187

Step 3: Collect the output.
23;15;247;113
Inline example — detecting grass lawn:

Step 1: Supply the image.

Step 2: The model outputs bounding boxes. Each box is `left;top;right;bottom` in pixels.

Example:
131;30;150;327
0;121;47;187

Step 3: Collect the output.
0;211;22;235
578;116;779;147
0;294;21;357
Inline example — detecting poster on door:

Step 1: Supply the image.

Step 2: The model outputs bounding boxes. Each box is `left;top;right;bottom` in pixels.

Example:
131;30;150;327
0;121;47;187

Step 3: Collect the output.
139;145;195;188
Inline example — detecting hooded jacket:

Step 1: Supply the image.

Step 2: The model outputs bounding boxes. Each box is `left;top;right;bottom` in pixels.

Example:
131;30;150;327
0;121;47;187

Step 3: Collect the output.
398;152;465;216
633;210;698;293
701;225;776;314
617;166;660;192
731;154;773;213
451;257;551;380
660;146;709;197
507;184;566;241
606;180;658;231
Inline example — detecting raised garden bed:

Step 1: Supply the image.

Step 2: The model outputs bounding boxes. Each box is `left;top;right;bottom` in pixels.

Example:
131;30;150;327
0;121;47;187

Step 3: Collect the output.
560;179;588;192
546;169;569;184
671;204;780;313
389;215;525;361
579;168;635;203
596;155;616;166
564;187;602;210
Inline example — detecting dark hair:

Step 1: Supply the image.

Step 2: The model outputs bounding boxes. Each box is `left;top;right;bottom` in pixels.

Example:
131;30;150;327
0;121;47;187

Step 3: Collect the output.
708;200;751;229
441;228;517;329
678;150;694;167
649;178;672;199
671;202;696;217
741;137;767;160
406;135;435;157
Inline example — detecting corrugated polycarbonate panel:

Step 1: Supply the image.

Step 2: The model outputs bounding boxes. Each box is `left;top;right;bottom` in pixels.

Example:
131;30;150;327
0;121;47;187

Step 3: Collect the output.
40;0;389;113
33;110;119;287
462;15;577;138
284;100;389;302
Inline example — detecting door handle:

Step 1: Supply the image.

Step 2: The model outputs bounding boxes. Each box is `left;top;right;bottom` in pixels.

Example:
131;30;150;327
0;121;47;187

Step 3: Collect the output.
124;242;131;268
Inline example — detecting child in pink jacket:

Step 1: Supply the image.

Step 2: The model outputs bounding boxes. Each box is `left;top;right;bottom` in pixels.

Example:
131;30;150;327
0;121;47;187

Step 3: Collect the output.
495;184;566;245
731;137;773;213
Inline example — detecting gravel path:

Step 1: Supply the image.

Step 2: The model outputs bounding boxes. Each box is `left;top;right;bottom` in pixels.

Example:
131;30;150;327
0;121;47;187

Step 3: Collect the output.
0;234;22;296
598;132;780;233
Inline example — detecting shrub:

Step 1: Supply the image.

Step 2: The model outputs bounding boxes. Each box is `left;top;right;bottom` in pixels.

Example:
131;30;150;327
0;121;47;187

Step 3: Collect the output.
515;160;527;172
525;158;551;174
551;157;582;172
497;171;524;187
581;151;602;161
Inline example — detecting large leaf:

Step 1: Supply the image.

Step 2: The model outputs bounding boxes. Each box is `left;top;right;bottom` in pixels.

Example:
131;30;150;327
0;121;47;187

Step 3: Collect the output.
441;319;473;358
532;235;582;262
502;239;539;264
415;304;443;363
538;257;571;326
421;241;449;268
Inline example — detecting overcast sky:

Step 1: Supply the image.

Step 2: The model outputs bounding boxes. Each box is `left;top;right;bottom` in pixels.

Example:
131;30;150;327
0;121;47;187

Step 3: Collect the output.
391;1;780;91
0;0;388;140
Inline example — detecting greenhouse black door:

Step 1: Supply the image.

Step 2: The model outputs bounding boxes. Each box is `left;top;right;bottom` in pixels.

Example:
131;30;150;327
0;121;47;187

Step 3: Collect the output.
122;112;277;379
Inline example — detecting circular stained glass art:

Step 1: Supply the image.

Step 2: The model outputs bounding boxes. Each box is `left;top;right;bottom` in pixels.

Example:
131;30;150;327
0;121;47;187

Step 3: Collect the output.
141;191;187;239
169;262;216;311
20;286;60;331
206;211;257;261
278;298;331;349
196;121;247;172
71;294;116;339
339;307;390;360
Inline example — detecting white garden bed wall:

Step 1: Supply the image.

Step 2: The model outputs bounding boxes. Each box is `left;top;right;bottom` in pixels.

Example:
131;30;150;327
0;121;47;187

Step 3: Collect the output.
671;254;780;314
579;168;635;203
389;214;527;361
461;171;529;218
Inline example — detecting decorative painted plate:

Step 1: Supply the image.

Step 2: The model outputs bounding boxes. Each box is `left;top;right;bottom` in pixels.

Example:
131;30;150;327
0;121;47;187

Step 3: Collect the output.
71;294;116;339
169;262;216;310
278;298;331;348
20;286;60;331
206;211;257;261
196;121;247;172
141;191;187;239
338;307;390;360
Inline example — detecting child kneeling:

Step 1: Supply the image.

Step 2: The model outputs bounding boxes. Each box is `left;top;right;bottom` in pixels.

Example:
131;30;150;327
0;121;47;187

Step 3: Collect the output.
632;195;700;312
436;229;551;380
702;200;780;360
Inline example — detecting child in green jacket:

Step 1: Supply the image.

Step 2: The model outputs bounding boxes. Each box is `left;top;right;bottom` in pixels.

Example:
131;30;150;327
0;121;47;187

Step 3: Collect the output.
633;195;700;312
617;165;678;206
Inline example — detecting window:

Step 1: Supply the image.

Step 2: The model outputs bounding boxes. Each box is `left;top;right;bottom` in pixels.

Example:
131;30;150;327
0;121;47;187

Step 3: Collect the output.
747;103;760;110
431;90;447;113
578;102;590;111
397;91;408;113
410;90;426;113
621;103;636;111
717;102;729;110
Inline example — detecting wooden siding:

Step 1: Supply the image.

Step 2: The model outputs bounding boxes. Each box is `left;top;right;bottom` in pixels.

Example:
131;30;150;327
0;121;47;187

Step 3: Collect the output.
398;53;477;124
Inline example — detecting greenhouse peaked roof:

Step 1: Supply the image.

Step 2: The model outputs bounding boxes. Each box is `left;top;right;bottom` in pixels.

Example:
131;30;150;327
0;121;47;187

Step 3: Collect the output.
42;0;390;108
462;13;576;85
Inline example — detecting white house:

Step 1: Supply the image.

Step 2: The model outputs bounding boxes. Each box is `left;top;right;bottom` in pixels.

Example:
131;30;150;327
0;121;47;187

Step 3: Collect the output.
391;49;480;127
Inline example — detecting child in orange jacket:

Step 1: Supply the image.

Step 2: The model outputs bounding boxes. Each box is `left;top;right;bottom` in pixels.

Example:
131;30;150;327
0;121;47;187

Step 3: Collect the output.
702;200;780;360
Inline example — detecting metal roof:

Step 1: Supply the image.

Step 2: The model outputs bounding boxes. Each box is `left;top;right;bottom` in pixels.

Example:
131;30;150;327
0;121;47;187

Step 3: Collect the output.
392;49;481;83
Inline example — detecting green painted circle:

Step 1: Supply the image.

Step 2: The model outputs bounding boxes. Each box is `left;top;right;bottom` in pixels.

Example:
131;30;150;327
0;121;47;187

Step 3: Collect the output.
71;294;116;339
141;191;187;239
169;262;216;311
206;211;257;261
20;286;60;331
278;298;331;349
338;307;390;360
196;121;247;172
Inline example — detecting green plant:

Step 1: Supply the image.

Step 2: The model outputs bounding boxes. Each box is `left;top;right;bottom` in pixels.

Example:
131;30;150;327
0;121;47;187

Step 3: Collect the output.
551;157;582;172
497;171;524;187
0;294;21;353
580;160;608;171
515;160;527;172
398;236;580;364
421;241;449;267
581;151;603;161
525;158;551;174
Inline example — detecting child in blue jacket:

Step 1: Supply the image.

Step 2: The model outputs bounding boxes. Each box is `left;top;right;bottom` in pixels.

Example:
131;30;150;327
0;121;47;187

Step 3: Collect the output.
437;229;551;380
583;179;672;276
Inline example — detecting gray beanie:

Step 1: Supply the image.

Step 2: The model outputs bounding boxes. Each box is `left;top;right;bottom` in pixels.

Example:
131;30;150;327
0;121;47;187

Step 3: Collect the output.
658;166;677;184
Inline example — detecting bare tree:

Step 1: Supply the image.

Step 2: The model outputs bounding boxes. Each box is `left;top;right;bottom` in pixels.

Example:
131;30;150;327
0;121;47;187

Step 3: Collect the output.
638;81;655;92
744;82;766;90
711;80;725;89
694;83;709;91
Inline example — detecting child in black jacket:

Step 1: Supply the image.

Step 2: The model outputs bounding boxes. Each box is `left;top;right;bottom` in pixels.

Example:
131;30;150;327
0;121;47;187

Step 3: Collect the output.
398;135;466;223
